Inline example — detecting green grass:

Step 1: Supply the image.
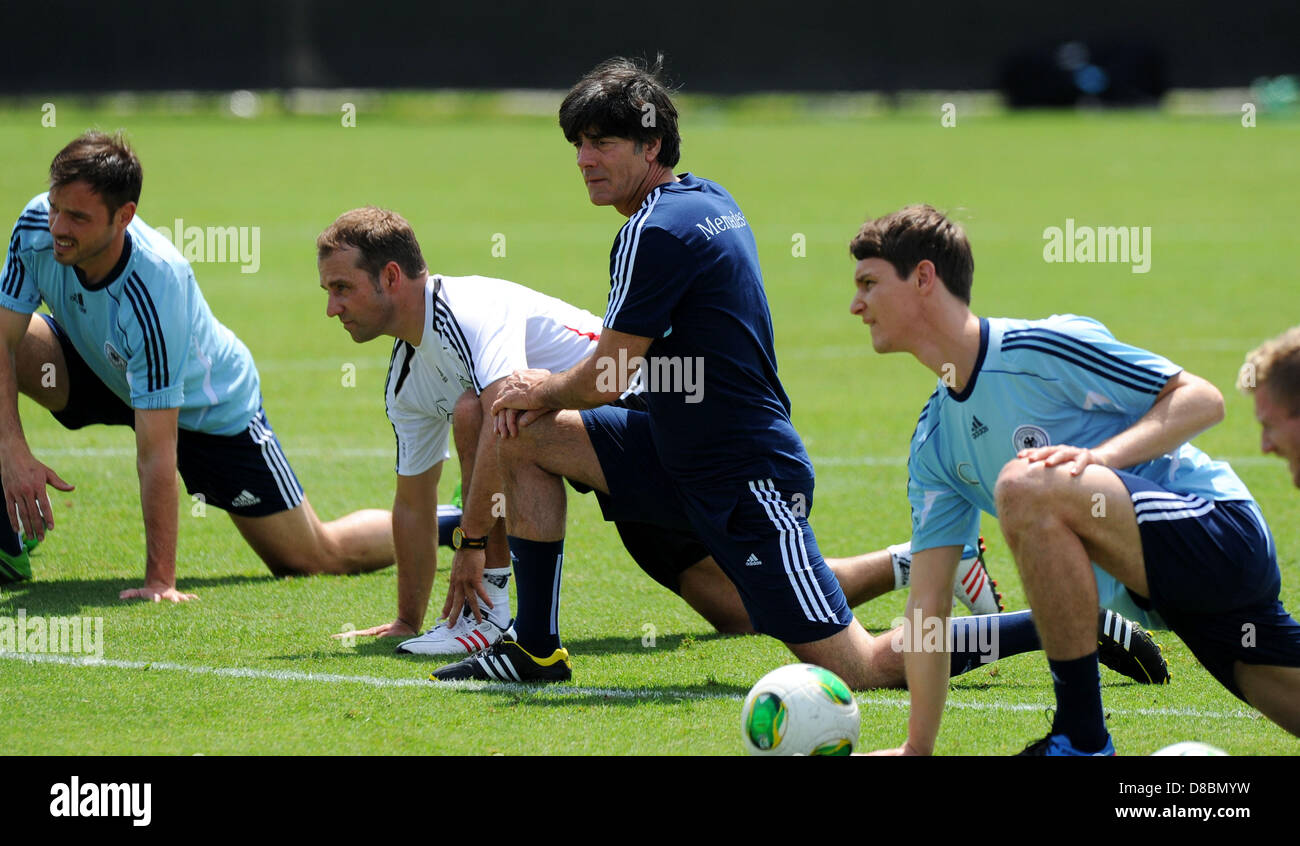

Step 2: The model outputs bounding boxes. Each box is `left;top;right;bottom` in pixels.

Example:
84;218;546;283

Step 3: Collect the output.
1;103;1298;755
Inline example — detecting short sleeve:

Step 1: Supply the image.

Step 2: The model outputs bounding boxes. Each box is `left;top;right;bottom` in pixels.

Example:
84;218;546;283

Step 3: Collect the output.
453;299;528;391
602;225;696;338
120;272;189;409
907;433;980;555
1003;316;1181;418
0;209;48;315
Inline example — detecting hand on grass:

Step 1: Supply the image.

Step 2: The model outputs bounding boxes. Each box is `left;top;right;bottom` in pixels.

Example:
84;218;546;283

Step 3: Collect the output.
119;583;198;603
331;620;418;639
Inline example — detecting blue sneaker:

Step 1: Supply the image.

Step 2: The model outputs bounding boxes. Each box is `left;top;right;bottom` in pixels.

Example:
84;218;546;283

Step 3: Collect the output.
1017;732;1116;756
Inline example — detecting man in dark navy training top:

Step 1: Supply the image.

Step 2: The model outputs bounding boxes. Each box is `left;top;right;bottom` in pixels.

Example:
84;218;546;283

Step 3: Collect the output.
432;57;910;685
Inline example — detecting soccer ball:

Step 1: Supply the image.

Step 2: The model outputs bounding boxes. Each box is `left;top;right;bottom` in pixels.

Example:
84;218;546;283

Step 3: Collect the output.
740;663;860;756
1152;741;1230;756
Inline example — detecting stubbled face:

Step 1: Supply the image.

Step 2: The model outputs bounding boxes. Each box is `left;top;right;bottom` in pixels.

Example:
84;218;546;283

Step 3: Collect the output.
48;181;125;273
1255;385;1300;488
850;257;918;354
318;246;395;343
573;132;653;215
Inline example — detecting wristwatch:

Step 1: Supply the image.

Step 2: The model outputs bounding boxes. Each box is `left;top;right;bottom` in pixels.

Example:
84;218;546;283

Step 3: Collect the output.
451;527;488;550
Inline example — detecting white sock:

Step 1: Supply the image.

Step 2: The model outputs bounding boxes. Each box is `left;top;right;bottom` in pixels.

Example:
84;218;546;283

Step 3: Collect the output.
483;566;513;626
888;542;912;591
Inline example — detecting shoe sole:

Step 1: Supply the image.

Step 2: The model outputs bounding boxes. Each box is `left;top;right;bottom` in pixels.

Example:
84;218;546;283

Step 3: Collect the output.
0;553;31;584
429;642;571;683
1097;609;1170;684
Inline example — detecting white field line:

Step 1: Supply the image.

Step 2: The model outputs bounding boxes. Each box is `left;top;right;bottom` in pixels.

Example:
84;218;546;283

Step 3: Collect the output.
39;446;394;459
33;446;1279;468
2;652;1262;721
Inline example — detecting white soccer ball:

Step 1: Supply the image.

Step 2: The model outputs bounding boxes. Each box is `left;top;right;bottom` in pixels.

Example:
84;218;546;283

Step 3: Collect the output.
1152;741;1230;756
740;663;860;756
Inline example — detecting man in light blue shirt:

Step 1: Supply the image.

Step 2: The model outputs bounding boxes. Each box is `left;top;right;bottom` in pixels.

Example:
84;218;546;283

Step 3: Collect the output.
853;204;1300;755
0;131;393;600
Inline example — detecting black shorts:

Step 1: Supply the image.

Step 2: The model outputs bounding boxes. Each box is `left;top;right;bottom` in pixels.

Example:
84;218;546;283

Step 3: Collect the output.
576;403;851;643
1117;470;1300;700
42;314;304;517
613;521;713;594
566;392;712;594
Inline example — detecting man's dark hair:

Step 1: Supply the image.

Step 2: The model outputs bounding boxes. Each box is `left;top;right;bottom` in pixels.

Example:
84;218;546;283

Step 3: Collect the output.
317;206;428;286
49;130;143;218
559;55;681;168
849;205;974;304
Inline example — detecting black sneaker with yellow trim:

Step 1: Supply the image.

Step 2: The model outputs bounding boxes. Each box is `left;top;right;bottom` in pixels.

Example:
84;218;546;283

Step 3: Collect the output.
1097;608;1170;685
429;639;572;683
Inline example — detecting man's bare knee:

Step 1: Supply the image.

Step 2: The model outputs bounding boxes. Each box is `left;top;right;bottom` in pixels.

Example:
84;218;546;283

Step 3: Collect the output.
993;459;1039;521
995;460;1075;545
497;410;576;469
496;415;548;471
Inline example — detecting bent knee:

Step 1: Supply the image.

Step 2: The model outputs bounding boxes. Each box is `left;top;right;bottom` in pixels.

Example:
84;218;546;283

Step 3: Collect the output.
453;390;482;434
994;459;1070;522
497;409;571;462
994;459;1033;509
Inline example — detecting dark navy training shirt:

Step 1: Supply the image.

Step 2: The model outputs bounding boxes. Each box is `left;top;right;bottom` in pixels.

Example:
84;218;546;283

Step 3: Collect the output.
602;173;813;486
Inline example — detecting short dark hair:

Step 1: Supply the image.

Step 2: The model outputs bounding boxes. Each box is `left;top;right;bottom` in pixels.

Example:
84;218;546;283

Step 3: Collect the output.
559;55;681;168
849;205;974;304
316;206;428;284
49;130;142;219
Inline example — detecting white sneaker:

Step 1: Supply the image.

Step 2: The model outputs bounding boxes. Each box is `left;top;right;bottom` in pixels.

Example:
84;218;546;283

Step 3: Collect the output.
395;615;512;656
953;537;1004;615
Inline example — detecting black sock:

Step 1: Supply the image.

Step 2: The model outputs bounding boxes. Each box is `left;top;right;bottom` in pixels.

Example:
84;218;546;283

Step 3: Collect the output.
507;536;563;653
1048;652;1108;752
0;528;23;557
949;610;1040;676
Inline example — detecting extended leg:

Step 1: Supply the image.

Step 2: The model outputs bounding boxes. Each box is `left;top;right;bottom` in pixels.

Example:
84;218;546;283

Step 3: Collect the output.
230;498;393;576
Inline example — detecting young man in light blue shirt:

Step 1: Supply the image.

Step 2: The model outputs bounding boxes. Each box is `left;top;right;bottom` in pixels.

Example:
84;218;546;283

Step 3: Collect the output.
854;205;1300;755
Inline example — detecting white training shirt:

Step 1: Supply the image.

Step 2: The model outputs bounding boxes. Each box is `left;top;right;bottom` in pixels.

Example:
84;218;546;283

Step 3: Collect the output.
384;274;603;476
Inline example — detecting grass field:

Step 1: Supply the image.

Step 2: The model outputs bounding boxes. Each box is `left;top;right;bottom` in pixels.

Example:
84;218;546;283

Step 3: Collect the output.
1;99;1298;756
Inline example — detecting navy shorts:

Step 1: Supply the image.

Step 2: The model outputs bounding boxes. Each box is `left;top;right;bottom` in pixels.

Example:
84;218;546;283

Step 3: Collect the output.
614;521;713;594
579;404;851;643
1118;470;1300;700
43;314;304;518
